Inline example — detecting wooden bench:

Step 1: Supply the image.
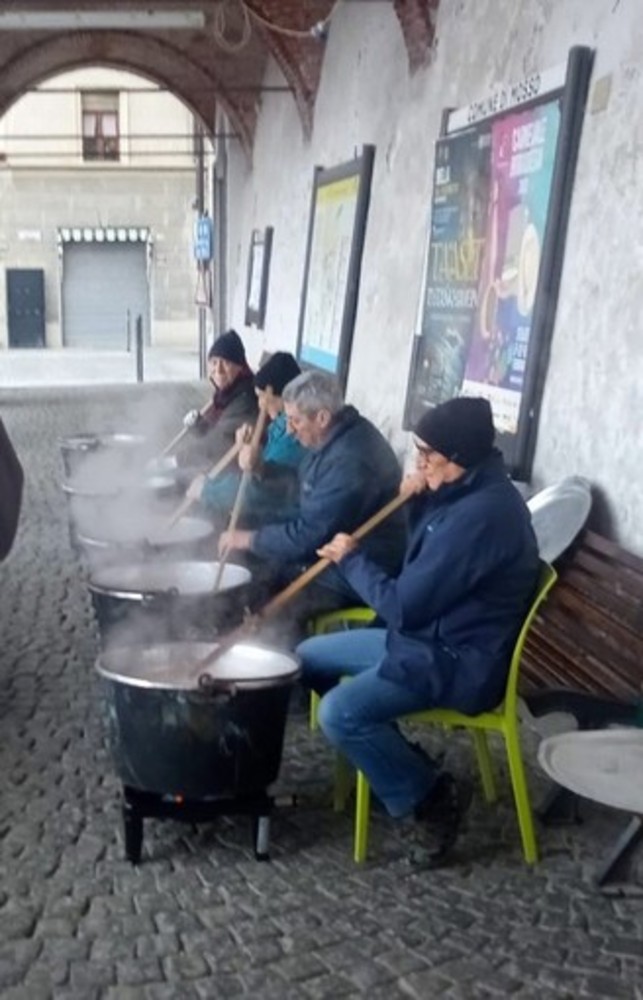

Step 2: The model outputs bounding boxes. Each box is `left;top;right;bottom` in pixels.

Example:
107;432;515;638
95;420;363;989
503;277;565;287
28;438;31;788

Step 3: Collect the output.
518;528;643;882
521;528;643;711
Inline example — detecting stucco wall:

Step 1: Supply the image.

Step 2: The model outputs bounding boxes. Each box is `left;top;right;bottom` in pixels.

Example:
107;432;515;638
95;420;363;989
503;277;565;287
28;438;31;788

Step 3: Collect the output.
226;0;643;554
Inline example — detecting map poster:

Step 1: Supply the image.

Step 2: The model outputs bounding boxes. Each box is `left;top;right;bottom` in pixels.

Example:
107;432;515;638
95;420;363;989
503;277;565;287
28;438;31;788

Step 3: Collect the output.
297;146;375;390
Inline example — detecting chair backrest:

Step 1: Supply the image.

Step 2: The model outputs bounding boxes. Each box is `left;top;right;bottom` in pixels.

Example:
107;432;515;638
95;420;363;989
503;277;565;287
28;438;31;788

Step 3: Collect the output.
503;560;558;716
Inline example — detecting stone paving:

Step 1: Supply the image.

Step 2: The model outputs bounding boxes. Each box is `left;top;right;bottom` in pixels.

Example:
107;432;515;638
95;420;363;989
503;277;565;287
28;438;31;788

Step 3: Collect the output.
1;383;642;1000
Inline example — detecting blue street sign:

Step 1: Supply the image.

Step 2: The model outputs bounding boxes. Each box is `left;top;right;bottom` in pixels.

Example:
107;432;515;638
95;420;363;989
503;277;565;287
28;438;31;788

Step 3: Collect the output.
194;213;213;261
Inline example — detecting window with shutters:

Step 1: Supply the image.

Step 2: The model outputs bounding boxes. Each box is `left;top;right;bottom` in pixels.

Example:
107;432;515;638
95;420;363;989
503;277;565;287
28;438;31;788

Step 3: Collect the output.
81;92;120;161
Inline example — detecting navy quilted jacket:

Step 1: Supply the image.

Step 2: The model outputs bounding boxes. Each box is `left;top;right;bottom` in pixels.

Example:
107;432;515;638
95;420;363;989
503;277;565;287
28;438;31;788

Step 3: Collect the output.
340;450;540;713
251;405;406;577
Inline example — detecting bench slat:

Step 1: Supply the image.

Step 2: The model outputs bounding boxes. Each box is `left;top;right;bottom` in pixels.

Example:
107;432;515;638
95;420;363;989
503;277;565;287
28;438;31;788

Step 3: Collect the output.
519;528;643;704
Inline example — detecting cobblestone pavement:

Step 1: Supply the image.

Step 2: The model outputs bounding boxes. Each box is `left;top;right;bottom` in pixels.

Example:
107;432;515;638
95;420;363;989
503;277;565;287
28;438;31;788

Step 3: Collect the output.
1;385;642;1000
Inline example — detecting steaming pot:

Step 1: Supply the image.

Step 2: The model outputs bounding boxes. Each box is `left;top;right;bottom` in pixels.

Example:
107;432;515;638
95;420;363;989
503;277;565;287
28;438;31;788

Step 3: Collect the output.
76;513;215;568
63;476;180;556
59;432;147;480
88;559;253;645
96;641;300;799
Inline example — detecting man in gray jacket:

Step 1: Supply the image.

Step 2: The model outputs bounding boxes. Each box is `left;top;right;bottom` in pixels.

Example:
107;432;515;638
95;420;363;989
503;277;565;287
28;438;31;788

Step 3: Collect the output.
219;370;406;626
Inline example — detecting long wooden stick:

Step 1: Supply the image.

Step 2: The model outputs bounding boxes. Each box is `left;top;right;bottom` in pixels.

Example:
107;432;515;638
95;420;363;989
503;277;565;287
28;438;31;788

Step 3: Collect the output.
197;490;409;671
165;439;243;530
213;406;269;592
160;399;214;458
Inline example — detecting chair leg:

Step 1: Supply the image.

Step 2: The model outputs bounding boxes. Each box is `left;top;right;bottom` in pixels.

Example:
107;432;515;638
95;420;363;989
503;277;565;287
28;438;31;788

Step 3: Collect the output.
333;753;353;812
309;690;320;731
504;724;538;864
471;729;497;803
354;771;371;863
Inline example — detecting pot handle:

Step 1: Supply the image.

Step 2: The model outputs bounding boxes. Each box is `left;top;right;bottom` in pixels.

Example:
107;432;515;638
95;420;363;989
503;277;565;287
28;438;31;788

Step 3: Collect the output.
198;672;238;697
141;592;170;612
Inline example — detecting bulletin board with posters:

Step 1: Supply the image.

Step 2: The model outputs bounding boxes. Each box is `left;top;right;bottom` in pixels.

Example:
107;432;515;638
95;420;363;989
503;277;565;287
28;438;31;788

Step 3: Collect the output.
403;47;594;480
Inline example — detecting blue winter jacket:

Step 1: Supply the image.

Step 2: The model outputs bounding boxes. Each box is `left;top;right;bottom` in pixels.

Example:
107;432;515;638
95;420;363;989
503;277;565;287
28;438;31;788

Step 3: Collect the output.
200;412;305;525
251;405;406;580
339;450;540;713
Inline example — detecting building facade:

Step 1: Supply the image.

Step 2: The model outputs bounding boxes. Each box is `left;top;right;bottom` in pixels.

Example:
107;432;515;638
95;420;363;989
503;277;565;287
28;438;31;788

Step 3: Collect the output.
0;67;204;351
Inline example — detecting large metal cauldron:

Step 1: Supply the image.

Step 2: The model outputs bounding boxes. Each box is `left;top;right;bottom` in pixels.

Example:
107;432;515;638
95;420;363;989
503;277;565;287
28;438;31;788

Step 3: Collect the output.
62;472;177;504
63;475;178;552
88;560;253;645
96;641;300;801
76;512;215;568
59;432;147;480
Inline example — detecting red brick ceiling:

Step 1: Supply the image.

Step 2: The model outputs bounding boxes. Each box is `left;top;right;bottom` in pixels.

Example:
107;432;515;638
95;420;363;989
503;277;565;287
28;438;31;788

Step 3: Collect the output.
0;1;439;154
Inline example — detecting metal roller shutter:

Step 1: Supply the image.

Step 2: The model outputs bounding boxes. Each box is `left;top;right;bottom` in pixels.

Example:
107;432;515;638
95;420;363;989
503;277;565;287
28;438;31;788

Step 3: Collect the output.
62;242;150;348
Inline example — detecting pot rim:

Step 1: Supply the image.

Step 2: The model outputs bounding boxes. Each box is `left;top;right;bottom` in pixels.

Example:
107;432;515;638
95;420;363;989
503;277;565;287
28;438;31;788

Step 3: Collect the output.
87;559;252;600
61;474;175;498
59;432;147;452
95;640;301;691
77;515;213;550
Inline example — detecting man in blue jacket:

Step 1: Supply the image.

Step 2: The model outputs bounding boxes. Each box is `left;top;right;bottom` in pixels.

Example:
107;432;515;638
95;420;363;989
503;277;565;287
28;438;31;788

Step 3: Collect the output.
296;396;540;861
219;369;406;623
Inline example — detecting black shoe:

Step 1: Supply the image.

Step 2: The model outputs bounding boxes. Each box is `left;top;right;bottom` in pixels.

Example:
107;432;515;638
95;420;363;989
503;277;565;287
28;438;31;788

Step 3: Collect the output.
414;772;473;863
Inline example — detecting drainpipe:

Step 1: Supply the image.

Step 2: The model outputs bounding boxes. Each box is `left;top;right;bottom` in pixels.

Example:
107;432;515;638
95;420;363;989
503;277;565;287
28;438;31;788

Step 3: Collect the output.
212;116;228;339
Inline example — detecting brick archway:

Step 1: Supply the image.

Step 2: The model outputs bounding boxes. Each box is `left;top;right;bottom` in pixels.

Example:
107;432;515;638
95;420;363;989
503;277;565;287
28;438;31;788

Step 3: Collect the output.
0;1;440;153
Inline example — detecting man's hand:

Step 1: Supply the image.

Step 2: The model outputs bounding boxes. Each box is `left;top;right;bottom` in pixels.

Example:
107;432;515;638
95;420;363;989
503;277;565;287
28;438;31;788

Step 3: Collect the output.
235;424;259;473
183;409;200;429
238;442;261;473
399;470;426;498
218;529;254;556
186;474;206;502
317;533;357;564
234;423;253;447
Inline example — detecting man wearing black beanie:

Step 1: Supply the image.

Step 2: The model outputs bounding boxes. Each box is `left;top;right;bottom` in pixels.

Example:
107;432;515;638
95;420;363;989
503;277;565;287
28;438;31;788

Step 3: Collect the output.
296;395;540;863
180;328;258;465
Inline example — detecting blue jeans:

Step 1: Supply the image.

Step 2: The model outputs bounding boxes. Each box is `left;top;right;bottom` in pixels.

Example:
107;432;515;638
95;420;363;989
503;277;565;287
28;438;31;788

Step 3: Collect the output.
296;629;440;818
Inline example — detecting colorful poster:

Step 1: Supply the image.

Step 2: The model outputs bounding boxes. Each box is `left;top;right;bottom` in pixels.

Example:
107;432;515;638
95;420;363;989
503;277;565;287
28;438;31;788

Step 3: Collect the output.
404;50;592;477
462;101;561;433
405;129;491;427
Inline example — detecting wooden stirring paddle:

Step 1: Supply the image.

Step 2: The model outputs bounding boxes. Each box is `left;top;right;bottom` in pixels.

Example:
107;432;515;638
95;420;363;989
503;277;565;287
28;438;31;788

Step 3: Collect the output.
165;438;244;530
213;403;270;592
159;398;215;459
196;490;410;673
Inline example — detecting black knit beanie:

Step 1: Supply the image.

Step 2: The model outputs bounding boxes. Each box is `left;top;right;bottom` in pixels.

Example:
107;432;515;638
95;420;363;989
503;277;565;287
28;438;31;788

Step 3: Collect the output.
254;352;301;396
414;397;495;468
208;329;246;366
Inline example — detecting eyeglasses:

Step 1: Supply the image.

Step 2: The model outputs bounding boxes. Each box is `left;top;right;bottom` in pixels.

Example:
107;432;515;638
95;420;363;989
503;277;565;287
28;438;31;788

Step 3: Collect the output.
413;438;441;463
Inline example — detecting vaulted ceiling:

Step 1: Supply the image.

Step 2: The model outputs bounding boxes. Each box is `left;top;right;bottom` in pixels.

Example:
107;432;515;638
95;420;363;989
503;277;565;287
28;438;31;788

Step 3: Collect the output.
0;1;439;154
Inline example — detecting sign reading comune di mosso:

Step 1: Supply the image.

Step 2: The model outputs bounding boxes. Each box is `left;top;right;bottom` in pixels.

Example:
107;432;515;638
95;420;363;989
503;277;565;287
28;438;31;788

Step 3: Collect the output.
404;47;594;480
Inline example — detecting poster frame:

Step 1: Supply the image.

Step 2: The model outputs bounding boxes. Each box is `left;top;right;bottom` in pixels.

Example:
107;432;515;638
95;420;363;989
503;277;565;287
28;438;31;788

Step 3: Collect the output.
244;225;273;329
403;46;594;481
296;144;375;391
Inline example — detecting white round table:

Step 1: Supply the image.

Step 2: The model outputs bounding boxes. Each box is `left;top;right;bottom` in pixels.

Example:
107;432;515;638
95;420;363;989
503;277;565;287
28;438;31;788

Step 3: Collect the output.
538;728;643;886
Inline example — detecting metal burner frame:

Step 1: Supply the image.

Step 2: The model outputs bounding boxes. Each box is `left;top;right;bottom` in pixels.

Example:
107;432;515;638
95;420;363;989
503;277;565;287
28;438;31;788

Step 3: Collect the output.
122;785;274;863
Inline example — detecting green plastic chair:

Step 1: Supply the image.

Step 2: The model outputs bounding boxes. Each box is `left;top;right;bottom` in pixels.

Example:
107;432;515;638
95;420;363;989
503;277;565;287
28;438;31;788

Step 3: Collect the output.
347;561;558;864
307;607;376;730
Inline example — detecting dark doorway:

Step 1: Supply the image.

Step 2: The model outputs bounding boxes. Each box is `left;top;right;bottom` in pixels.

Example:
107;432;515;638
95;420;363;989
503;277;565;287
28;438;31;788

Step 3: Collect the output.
6;269;45;348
